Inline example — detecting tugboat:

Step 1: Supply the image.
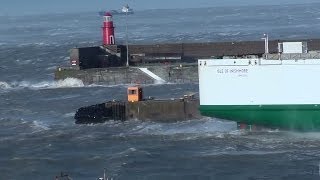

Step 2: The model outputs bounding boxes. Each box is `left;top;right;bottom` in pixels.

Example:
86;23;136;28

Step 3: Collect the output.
99;4;134;16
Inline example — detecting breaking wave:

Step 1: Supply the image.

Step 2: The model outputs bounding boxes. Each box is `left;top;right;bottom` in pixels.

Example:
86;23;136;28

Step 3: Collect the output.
118;118;239;138
17;42;53;47
54;78;84;88
0;78;84;91
63;112;75;118
30;120;51;132
0;81;12;89
0;118;51;138
18;78;84;89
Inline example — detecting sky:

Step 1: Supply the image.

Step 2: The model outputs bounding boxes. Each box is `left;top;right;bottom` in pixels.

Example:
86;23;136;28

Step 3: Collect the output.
1;0;319;15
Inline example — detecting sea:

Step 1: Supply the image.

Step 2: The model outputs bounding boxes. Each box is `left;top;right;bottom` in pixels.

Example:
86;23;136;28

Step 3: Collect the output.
1;3;320;180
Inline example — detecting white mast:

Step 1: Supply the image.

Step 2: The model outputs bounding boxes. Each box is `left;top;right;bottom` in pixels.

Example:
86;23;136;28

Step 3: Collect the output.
262;33;269;54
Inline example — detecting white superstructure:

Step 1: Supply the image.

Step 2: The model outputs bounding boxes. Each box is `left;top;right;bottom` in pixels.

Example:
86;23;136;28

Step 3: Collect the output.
198;58;320;106
198;39;320;130
121;4;134;13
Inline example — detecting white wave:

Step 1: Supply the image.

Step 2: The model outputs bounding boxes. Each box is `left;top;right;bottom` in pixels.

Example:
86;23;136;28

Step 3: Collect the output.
30;120;51;132
46;66;57;70
63;112;75;118
200;149;289;157
109;147;151;161
6;78;84;90
17;43;33;47
287;131;320;140
126;118;238;136
15;59;32;65
34;42;51;46
17;42;51;47
0;81;12;89
54;78;84;88
217;31;241;37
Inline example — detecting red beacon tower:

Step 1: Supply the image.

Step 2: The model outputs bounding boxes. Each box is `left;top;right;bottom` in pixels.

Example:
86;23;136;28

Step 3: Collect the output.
102;12;115;45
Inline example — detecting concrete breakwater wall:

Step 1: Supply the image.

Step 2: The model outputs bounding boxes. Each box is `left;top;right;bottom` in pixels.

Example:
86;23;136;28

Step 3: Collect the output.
55;63;198;84
75;98;201;124
55;39;320;84
129;39;320;57
70;40;320;70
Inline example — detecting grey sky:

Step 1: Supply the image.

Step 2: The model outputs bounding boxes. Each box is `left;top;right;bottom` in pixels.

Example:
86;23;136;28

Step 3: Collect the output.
1;0;319;15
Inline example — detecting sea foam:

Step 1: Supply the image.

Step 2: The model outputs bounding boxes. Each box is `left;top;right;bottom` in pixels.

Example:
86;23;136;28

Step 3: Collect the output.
1;78;84;91
18;78;84;89
0;81;12;89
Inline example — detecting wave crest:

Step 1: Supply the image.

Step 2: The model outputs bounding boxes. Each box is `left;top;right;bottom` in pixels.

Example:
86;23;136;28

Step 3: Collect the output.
0;81;12;89
20;78;84;89
54;78;84;88
1;78;84;91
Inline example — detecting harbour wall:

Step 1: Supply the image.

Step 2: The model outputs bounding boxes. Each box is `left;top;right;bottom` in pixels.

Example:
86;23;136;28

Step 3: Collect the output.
75;98;201;124
127;99;201;122
129;39;320;61
56;39;320;84
55;63;198;84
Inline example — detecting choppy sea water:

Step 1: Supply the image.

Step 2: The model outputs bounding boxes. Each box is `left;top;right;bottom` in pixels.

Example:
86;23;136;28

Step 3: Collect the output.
1;3;320;179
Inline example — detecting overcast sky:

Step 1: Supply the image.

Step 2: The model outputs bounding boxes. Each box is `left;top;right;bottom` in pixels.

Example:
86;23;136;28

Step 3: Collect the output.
1;0;319;15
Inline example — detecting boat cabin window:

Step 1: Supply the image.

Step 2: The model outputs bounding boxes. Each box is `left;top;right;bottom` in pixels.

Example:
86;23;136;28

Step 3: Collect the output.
129;90;137;95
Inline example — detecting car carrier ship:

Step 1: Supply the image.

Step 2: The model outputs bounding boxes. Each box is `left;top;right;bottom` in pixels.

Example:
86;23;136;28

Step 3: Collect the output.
198;39;320;131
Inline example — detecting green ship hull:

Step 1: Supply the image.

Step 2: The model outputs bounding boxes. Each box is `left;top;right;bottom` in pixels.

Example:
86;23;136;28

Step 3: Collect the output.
200;105;320;131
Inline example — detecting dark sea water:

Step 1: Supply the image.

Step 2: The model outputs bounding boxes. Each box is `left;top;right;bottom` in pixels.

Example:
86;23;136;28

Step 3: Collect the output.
1;3;320;180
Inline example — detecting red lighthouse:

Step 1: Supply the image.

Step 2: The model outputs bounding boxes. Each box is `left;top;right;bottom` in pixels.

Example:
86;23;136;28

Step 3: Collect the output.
102;12;115;45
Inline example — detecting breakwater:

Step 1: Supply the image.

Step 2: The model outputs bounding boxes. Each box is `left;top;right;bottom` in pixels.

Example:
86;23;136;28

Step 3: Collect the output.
55;39;320;84
55;63;198;84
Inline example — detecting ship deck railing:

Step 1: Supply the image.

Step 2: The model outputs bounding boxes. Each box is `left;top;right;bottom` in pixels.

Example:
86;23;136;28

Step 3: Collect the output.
265;52;320;60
